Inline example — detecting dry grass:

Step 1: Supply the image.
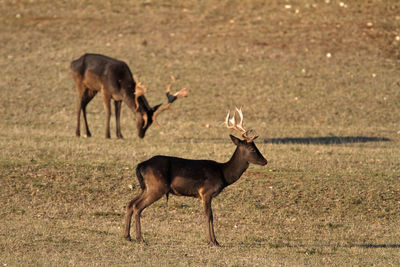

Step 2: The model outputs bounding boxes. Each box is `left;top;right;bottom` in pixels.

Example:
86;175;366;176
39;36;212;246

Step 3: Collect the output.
1;0;400;266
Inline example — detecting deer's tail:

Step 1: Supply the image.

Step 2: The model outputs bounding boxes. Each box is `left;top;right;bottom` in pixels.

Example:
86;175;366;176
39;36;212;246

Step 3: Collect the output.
136;163;146;190
70;54;86;76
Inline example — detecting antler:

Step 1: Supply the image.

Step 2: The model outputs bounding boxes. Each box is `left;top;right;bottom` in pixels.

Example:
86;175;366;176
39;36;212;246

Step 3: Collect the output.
224;107;258;142
165;76;189;103
134;76;148;111
152;77;189;126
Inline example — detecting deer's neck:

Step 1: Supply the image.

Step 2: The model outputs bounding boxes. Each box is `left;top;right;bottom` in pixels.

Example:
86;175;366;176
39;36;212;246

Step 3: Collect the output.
222;148;249;186
123;92;137;110
137;95;152;112
123;88;151;114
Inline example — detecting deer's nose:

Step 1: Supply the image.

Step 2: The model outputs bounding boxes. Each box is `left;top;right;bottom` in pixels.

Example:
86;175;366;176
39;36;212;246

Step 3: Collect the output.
138;129;146;138
260;158;268;166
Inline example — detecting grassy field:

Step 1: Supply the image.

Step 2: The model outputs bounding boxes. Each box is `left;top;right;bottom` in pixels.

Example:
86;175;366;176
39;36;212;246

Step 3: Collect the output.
1;0;400;266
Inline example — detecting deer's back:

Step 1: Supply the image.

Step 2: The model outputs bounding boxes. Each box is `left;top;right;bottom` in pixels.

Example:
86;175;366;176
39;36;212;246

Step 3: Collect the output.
139;155;226;197
71;54;134;93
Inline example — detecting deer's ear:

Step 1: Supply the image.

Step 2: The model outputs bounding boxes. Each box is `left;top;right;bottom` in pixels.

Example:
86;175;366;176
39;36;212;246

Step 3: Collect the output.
229;134;241;145
153;104;162;112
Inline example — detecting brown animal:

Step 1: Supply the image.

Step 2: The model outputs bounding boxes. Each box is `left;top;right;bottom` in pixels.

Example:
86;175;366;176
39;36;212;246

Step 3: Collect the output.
70;53;188;139
124;108;268;246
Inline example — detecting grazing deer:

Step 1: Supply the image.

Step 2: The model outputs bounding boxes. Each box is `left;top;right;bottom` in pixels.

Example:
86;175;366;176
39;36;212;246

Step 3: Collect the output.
124;108;267;246
70;53;188;139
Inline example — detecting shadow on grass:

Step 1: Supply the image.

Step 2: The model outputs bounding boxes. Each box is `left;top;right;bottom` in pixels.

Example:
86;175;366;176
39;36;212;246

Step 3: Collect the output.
350;243;400;248
283;243;400;248
226;241;400;250
177;136;391;145
262;136;391;145
266;242;400;249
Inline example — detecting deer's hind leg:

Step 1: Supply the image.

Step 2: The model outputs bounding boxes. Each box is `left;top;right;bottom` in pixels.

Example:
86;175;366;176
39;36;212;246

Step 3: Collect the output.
124;191;144;241
132;187;167;243
80;89;98;137
125;163;170;243
74;76;97;137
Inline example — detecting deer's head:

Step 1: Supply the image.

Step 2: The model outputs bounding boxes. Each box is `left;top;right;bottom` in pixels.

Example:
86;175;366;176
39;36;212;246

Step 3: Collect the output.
134;77;189;138
135;104;161;138
225;108;267;166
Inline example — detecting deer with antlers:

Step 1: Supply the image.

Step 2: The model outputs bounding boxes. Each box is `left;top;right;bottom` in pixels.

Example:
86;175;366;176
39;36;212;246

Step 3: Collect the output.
71;53;188;139
124;108;267;246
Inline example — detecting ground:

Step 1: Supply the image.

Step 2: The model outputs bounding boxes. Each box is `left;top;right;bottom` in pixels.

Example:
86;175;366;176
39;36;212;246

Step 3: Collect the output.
0;0;399;266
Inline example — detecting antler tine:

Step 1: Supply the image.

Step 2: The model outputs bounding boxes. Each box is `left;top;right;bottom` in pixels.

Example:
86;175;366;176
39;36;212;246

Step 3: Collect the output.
229;112;236;127
224;111;231;127
224;110;237;129
153;78;189;127
225;108;247;137
235;107;247;133
246;129;259;142
166;82;173;94
152;103;171;127
173;87;189;98
224;110;235;131
225;107;258;142
165;76;177;94
134;76;148;111
134;75;143;88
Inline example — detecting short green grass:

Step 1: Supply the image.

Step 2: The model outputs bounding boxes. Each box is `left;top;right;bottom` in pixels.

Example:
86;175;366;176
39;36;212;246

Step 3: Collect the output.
1;0;399;266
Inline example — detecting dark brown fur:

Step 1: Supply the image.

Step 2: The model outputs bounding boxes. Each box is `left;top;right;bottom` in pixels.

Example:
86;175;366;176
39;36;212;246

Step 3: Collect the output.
124;134;267;246
71;53;160;139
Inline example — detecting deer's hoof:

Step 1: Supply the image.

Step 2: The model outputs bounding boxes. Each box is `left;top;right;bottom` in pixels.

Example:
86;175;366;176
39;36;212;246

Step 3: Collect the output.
209;240;220;247
82;132;91;138
140;240;148;245
136;237;147;245
124;235;132;241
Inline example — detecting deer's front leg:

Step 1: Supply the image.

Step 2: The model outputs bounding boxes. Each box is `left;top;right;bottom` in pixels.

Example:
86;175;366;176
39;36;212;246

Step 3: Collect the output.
76;98;82;137
102;91;112;139
201;194;219;246
114;100;124;139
